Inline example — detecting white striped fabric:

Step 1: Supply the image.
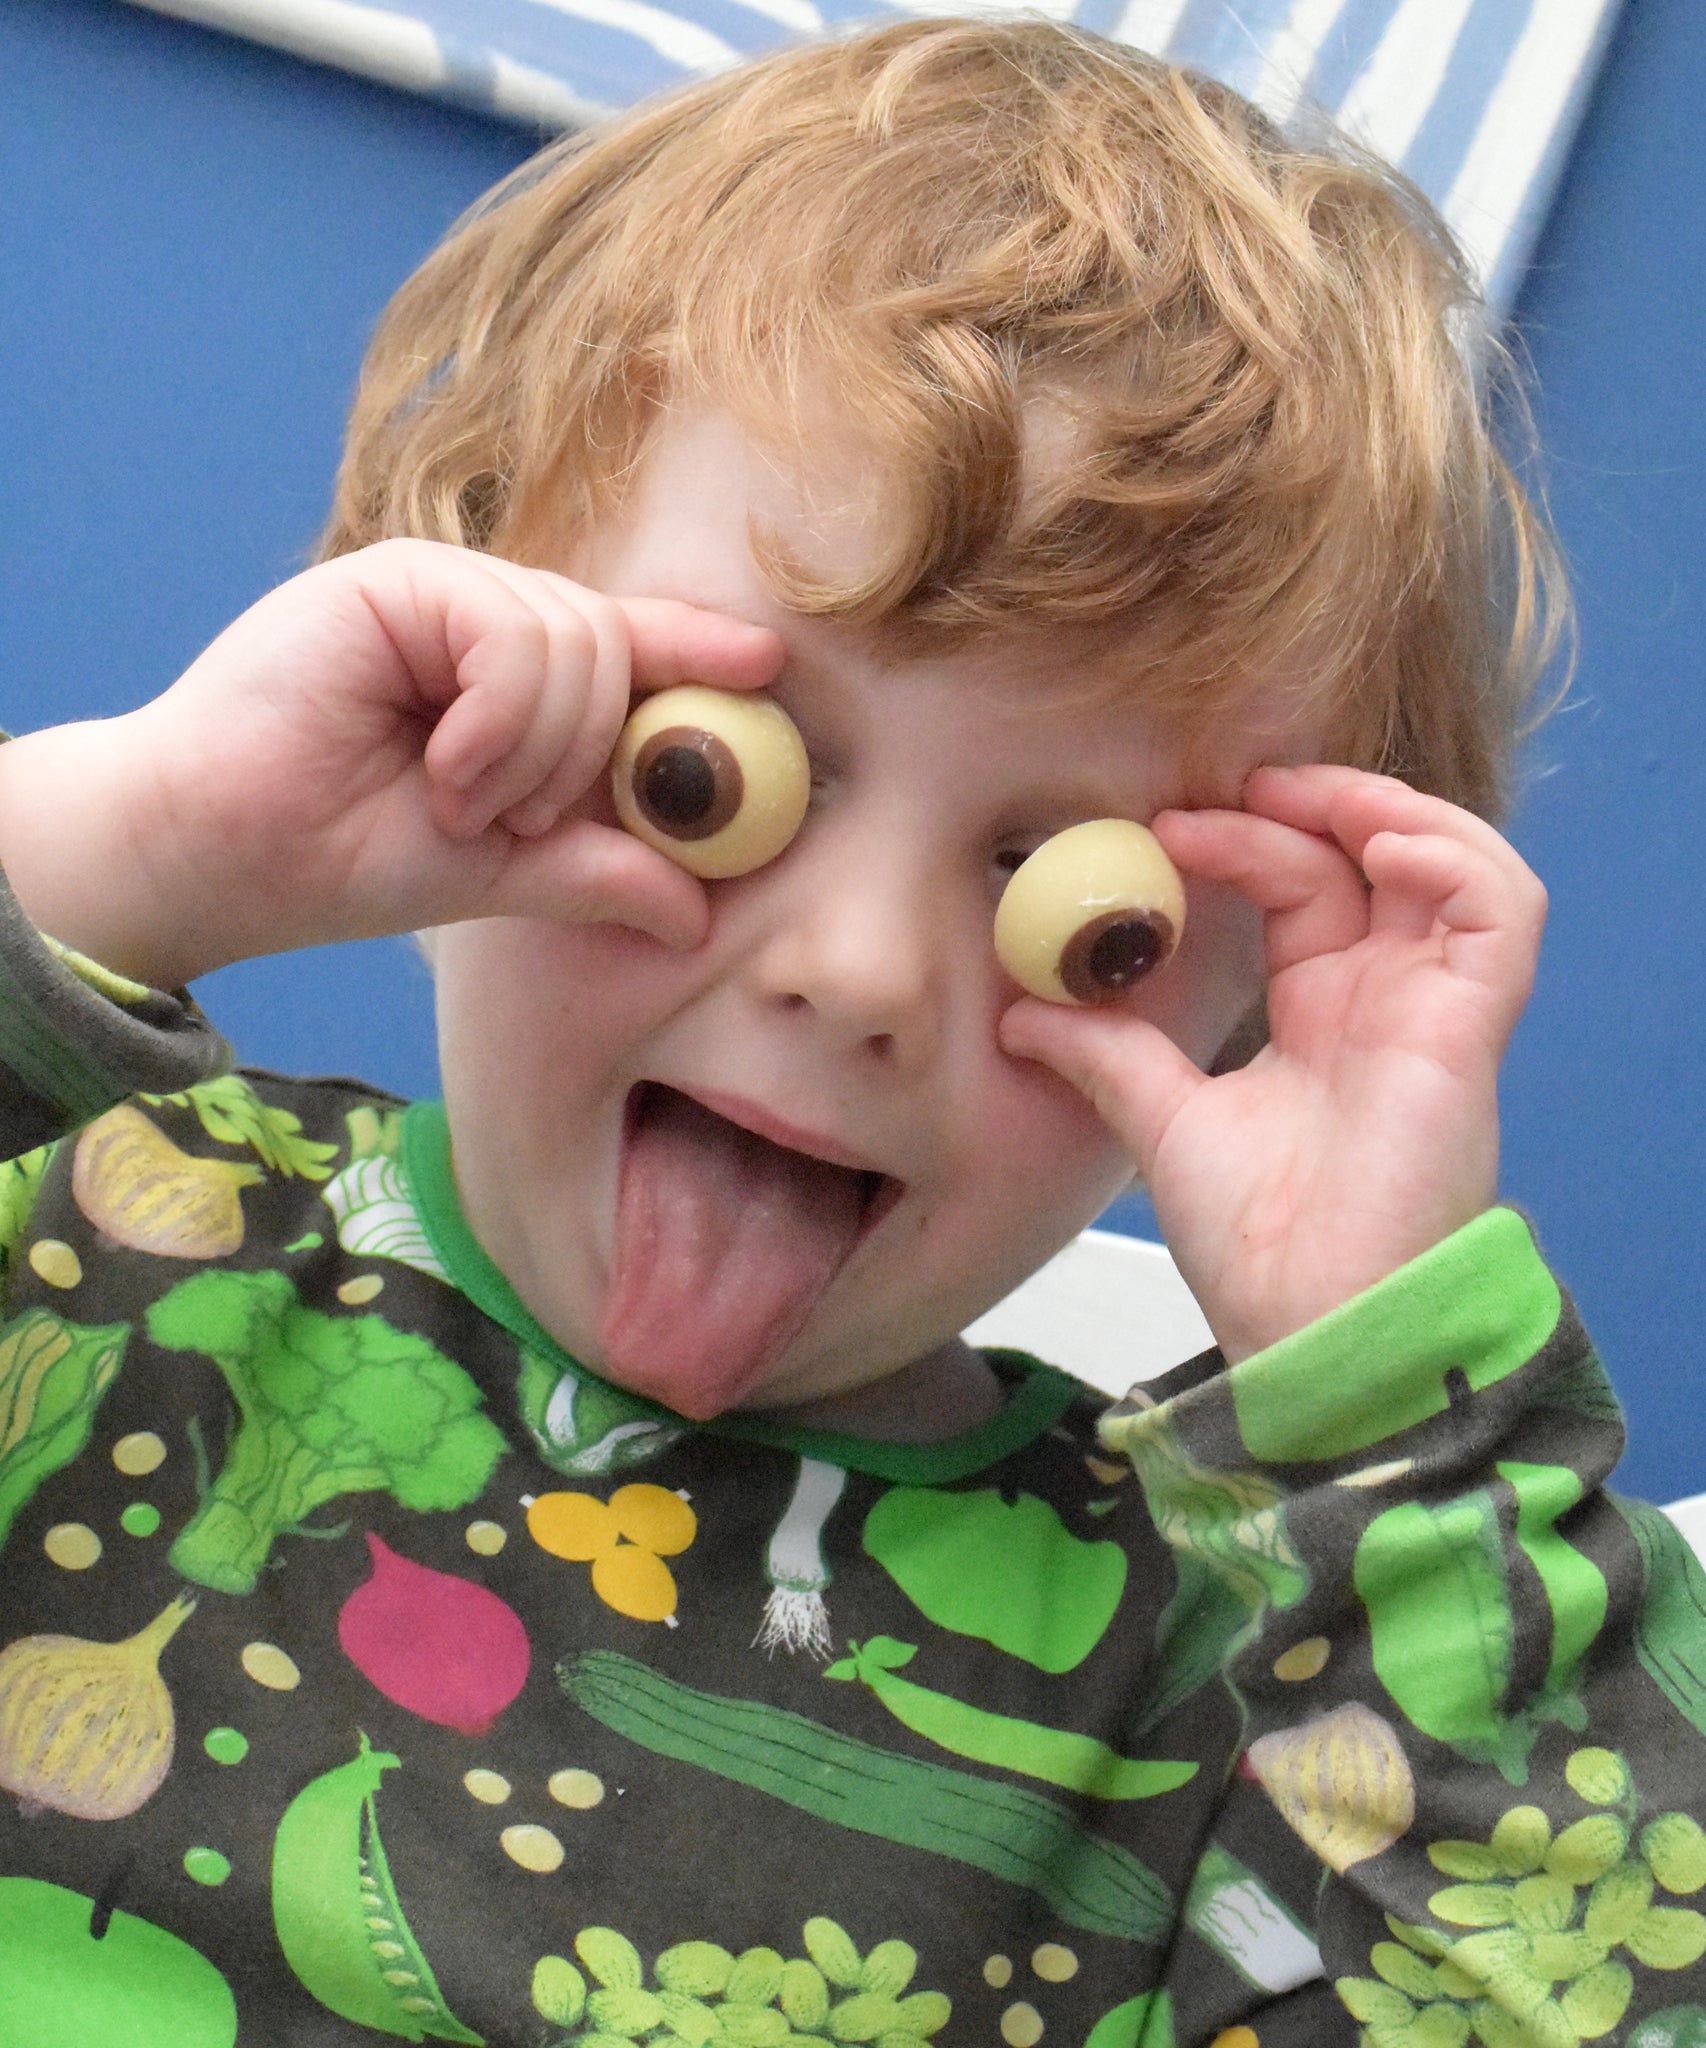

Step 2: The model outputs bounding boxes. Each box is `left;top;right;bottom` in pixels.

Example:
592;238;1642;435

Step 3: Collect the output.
119;0;1627;311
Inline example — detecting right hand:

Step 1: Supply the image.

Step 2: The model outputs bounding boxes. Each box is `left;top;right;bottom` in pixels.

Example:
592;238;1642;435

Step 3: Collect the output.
0;540;785;986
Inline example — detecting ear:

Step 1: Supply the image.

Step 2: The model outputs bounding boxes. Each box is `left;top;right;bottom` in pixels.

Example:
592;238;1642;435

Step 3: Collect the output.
1208;993;1267;1075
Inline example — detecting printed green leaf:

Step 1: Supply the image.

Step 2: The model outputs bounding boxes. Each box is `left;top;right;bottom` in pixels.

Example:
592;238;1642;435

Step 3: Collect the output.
861;1486;1125;1671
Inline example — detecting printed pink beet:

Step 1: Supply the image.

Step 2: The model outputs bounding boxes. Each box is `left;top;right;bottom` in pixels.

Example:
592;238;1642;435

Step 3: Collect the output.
339;1534;530;1735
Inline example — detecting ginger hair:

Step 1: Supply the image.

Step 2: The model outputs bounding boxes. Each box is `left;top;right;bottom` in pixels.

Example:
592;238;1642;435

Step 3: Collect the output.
321;15;1566;818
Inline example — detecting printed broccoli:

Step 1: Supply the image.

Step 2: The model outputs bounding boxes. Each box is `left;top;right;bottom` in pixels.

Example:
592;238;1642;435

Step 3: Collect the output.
146;1268;507;1594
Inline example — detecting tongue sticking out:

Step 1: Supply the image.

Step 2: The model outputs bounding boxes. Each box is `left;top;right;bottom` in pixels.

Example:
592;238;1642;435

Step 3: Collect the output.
600;1088;876;1418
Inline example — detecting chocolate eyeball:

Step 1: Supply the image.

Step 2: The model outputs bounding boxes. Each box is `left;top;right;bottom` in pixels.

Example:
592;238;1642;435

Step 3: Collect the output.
611;685;810;880
993;818;1185;1005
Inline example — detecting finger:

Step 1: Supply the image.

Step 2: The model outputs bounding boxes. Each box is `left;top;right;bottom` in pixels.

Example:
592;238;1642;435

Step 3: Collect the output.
1361;829;1545;1019
1243;764;1536;897
597;595;787;697
477;818;713;950
1152;806;1370;977
999;997;1208;1179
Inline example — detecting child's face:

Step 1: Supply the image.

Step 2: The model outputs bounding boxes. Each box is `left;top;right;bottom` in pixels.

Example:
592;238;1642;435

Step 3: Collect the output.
432;414;1284;1423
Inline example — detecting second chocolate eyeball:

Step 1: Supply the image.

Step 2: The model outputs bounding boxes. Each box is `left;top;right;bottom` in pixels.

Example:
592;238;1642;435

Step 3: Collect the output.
611;684;810;879
994;818;1186;1005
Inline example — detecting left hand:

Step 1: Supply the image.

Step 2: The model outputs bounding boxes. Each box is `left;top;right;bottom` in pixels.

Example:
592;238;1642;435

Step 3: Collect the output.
998;765;1547;1361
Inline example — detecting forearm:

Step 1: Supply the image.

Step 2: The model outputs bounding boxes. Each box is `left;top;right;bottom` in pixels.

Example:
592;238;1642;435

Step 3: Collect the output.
0;716;218;987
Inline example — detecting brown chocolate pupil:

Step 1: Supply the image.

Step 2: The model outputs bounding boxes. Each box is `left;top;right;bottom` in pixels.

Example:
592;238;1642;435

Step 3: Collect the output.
1059;910;1172;1004
633;727;743;841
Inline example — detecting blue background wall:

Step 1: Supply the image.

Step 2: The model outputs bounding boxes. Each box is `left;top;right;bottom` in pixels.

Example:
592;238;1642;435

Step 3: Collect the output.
3;0;1702;1498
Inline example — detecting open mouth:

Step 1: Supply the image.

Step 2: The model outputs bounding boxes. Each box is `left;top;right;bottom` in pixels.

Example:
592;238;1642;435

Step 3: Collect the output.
597;1083;902;1418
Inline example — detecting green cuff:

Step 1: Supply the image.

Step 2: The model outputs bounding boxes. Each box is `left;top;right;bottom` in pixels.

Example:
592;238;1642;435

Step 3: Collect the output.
1103;1208;1561;1469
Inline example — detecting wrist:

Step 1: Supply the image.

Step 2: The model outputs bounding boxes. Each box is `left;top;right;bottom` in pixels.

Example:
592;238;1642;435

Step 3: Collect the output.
0;716;228;988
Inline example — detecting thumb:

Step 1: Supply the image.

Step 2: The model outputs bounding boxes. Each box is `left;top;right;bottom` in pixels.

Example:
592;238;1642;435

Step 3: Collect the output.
998;998;1207;1179
480;818;713;949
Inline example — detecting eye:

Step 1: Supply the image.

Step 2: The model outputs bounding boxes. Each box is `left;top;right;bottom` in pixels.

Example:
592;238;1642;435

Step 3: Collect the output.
611;685;811;879
993;818;1185;1005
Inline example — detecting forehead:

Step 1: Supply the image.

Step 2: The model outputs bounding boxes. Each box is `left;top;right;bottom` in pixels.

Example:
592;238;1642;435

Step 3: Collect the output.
575;411;1306;803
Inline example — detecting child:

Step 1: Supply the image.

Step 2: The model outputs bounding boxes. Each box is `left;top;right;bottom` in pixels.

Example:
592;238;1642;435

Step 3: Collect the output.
0;18;1701;2047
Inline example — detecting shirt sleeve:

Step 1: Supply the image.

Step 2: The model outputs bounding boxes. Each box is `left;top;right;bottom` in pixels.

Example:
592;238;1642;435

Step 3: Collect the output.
0;854;231;1160
1100;1207;1706;2045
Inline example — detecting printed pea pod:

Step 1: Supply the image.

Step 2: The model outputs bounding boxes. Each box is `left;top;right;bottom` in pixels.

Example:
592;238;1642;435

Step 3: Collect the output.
825;1638;1196;1800
1355;1472;1602;1786
272;1732;482;2044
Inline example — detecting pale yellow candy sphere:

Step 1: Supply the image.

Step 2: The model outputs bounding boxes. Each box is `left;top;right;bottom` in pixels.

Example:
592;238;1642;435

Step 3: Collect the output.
993;818;1185;1005
611;685;809;879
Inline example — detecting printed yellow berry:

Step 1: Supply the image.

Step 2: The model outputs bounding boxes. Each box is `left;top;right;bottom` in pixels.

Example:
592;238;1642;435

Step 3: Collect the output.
780;1960;830;2029
578;1928;644;1990
728;1947;787;2006
1335;1980;1417;2027
112;1431;166;1476
592;1544;679;1622
609;1483;697;1555
1644;1813;1706;1895
533;1956;588;2027
1030;1945;1078;1983
28;1241;81;1289
1429;1840;1504;1882
549;1768;606;1809
501;1824;565;1873
1273;1637;1331;1683
721;2004;790;2047
1489;1805;1552;1877
463;1769;511;1805
1210;2033;1259;2048
897;1991;951;2035
529;1492;617;1561
465;1519;507;1556
1528;1931;1609;1982
1565;1747;1630;1808
1559;1960;1632;2039
1623;1906;1706;1970
1583;1861;1654;1945
1429;1886;1515;1928
803;1920;862;1990
999;2002;1044;2048
43;1522;100;1570
1510;1873;1575;1935
658;1944;735;1998
1371;1941;1441;2001
337;1274;384;1306
241;1641;300;1690
591;1987;666;2034
1545;1814;1628;1884
983;1956;1013;1990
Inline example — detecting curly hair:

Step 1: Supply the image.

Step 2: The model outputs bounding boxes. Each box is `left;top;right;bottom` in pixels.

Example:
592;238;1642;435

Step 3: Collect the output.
321;15;1566;818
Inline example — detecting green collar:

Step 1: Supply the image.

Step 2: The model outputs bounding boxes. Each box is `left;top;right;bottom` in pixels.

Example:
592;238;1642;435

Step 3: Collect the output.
400;1099;1080;1483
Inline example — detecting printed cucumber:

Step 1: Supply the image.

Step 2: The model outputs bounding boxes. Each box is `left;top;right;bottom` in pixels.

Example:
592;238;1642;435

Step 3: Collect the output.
824;1638;1196;1800
560;1650;1170;1941
271;1732;482;2044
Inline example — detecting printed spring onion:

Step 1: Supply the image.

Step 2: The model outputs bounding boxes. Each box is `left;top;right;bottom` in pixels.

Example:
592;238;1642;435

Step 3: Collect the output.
756;1458;848;1657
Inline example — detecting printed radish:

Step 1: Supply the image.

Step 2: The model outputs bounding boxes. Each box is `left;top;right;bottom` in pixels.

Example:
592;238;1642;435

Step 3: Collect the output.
338;1534;530;1735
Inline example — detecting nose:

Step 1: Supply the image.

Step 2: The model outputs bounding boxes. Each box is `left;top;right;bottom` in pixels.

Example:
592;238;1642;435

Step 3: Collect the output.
742;813;948;1066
